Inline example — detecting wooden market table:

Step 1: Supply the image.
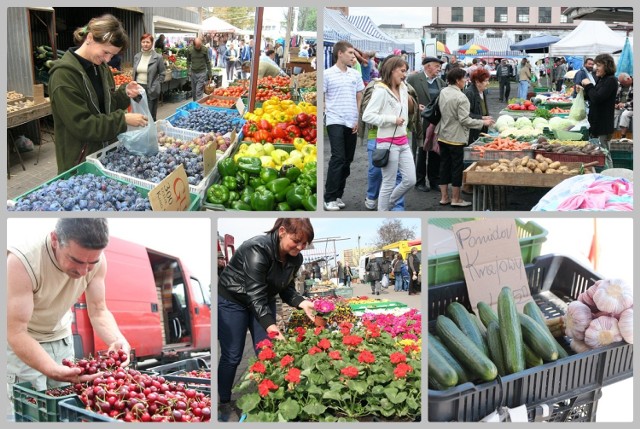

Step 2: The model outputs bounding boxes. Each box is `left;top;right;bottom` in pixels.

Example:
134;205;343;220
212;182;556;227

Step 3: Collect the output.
463;161;597;211
7;98;52;178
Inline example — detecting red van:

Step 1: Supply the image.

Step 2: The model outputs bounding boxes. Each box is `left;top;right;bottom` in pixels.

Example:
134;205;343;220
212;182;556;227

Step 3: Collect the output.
71;236;211;362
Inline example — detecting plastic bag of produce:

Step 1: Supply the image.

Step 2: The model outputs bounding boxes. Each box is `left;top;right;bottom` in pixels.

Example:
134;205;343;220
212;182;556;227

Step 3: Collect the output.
569;91;587;121
118;88;159;156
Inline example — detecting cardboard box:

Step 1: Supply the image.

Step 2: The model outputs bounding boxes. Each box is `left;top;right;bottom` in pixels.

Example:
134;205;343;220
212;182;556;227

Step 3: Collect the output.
33;84;45;104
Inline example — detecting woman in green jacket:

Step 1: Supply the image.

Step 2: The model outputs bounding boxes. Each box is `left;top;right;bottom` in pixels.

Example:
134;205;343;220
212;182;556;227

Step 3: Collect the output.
49;14;147;173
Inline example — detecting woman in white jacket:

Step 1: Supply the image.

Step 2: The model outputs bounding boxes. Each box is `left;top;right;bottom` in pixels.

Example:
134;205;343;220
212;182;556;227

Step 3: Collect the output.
362;56;417;211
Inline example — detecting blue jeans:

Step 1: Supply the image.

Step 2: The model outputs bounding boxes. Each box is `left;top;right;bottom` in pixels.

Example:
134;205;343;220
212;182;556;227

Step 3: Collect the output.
366;139;405;210
217;295;276;403
393;271;402;291
402;276;410;291
518;80;529;100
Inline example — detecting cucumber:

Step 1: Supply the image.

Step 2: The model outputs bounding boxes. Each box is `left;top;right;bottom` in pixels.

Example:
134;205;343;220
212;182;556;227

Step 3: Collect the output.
428;338;458;388
428;375;449;391
523;342;544;368
486;321;507;376
523;301;569;359
519;313;559;362
498;287;525;374
436;315;497;382
428;333;469;384
477;301;499;328
446;302;489;356
472;311;488;341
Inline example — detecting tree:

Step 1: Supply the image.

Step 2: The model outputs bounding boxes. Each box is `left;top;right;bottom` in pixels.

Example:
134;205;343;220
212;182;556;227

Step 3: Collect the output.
297;7;317;32
370;219;417;248
208;7;255;30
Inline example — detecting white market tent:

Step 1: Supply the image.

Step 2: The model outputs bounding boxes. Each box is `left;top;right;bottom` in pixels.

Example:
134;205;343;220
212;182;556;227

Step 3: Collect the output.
201;15;241;33
346;15;415;56
550;20;628;56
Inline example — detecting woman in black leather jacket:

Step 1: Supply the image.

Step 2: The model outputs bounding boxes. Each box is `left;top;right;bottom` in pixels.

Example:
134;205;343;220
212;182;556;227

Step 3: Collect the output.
464;68;493;145
217;218;316;421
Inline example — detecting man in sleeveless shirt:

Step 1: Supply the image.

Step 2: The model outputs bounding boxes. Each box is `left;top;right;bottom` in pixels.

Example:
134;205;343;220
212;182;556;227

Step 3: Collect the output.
7;219;130;401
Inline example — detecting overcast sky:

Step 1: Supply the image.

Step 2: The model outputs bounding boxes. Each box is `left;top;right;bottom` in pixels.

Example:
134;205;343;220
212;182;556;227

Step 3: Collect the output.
348;7;432;29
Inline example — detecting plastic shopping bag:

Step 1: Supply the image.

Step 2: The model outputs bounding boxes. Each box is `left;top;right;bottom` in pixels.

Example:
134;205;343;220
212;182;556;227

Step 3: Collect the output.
118;88;159;156
569;91;587;121
381;274;389;288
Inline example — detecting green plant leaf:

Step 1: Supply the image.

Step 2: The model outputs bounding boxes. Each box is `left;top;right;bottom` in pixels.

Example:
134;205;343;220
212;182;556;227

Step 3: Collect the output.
322;390;343;401
389;391;408;405
272;386;285;400
380;407;396;417
236;392;261;413
406;396;419;410
380;398;394;410
279;398;300;421
306;384;324;396
383;387;399;401
346;380;368;395
303;402;327;416
308;372;324;385
233;378;253;393
371;385;385;395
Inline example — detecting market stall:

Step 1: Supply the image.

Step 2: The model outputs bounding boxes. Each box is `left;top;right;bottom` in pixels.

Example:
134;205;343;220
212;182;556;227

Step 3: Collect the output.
427;218;633;422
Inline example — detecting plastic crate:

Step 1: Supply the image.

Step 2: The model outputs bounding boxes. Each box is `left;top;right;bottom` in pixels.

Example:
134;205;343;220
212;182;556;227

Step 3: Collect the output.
612;150;633;169
428;218;547;287
165;108;245;133
10;162;200;211
334;287;354;298
465;138;534;161
147;358;211;390
58;397;117;422
176;101;239;116
13;382;77;422
533;149;606;167
428;254;633;422
349;301;407;311
306;289;336;298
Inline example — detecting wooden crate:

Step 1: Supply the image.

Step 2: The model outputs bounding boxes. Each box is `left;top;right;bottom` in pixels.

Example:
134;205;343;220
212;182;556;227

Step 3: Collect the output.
7;98;52;128
463;161;596;188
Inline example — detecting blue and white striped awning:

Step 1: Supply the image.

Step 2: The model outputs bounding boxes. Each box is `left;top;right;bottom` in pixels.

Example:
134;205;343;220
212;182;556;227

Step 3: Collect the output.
324;9;401;56
347;15;415;56
457;37;525;59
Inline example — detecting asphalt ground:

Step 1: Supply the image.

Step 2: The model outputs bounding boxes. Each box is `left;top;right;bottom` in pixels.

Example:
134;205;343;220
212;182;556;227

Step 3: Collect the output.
322;80;548;212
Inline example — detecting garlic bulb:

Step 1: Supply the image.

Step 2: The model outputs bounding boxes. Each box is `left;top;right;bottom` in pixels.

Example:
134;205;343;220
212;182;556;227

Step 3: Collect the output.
618;308;633;344
584;316;622;349
578;280;601;310
570;338;591;353
564;300;593;340
592;279;633;316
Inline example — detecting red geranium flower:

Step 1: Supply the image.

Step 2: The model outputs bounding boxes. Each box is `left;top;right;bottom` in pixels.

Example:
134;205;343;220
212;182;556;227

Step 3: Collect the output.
296;334;305;343
258;347;276;361
390;352;407;364
314;326;323;335
403;343;420;354
295;327;306;336
284;367;301;384
308;346;323;355
340;366;359;378
317;338;332;350
393;363;414;378
257;379;279;397
343;335;364;347
328;350;342;360
268;330;279;339
357;349;375;364
280;355;294;368
250;361;266;374
255;339;273;349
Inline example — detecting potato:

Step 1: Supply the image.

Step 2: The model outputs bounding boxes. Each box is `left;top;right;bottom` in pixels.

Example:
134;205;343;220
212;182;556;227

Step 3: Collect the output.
490;162;500;169
563;170;572;175
512;157;522;164
569;169;580;174
544;157;553;164
535;154;546;163
526;160;538;170
549;161;561;169
546;168;557;174
558;165;569;171
498;158;510;164
539;161;548;172
523;168;533;173
534;167;543;174
515;165;525;173
520;156;529;166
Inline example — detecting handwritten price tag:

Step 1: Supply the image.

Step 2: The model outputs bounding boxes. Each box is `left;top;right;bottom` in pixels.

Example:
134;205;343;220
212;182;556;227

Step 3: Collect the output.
203;141;217;177
148;165;191;211
236;98;246;116
452;219;532;313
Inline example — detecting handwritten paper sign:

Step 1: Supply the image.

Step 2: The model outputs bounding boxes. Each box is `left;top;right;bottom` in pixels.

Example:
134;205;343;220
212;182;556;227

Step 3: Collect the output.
235;98;246;116
203;141;217;177
149;165;190;211
452;219;532;313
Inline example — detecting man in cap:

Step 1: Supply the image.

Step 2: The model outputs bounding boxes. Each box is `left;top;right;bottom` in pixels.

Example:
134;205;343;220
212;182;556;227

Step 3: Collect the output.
496;58;514;102
407;56;446;192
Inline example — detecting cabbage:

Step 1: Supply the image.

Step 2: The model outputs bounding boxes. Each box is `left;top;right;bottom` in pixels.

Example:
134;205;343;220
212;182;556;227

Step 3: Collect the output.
548;116;577;132
494;115;515;132
515;117;532;129
532;117;548;130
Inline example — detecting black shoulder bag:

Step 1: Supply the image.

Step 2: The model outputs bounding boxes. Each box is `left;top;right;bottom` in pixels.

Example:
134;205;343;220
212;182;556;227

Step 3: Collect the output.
372;105;402;168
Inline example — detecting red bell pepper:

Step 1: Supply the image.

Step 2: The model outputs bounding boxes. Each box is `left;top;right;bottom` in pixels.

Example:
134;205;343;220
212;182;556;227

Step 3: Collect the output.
258;119;272;131
286;125;301;139
253;130;271;143
272;126;287;140
294;113;309;128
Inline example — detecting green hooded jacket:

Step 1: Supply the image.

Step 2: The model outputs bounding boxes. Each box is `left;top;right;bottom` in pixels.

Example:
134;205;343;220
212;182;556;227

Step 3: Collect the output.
48;48;130;173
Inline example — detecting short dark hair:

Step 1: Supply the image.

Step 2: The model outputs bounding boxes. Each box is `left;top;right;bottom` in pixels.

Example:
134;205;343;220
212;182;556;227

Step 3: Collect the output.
241;61;251;70
446;67;467;84
594;53;616;76
584;57;594;64
470;68;490;83
265;49;275;56
267;218;315;244
333;40;353;62
55;218;109;250
141;33;153;43
472;58;478;64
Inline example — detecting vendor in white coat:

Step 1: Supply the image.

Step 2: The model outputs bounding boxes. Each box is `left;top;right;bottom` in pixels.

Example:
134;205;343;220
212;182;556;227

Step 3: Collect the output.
362;56;417;211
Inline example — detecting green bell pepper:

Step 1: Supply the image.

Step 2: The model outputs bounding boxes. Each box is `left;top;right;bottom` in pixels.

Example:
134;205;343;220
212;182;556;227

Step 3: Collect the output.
206;184;229;205
260;167;279;185
231;200;252;211
301;193;317;211
265;178;291;197
237;156;262;175
286;185;311;210
248;176;262;189
218;157;238;177
276;184;294;203
222;176;239;192
227;190;240;204
303;161;317;174
280;165;301;182
276;202;292;211
240;186;255;205
297;173;317;191
251;186;276;211
235;171;249;189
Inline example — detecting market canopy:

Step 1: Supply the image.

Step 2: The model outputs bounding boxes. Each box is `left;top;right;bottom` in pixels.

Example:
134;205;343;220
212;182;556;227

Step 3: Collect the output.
550;20;628;56
563;7;633;23
510;35;561;53
201;15;241;33
346;15;414;56
457;37;524;58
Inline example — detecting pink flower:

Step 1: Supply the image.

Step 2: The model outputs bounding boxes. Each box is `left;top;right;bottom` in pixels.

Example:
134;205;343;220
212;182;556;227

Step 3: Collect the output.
313;299;335;313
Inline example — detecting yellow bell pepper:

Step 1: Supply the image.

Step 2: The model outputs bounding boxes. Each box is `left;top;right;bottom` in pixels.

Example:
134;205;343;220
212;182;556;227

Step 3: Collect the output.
260;156;276;168
292;138;308;151
253;108;264;116
280;100;295;107
270;149;289;165
239;143;249;152
304;154;317;165
275;112;288;123
282;157;304;170
301;144;317;157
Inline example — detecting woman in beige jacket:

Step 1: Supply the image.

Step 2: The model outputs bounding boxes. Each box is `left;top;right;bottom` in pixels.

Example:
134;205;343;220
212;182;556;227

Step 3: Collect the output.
436;67;493;206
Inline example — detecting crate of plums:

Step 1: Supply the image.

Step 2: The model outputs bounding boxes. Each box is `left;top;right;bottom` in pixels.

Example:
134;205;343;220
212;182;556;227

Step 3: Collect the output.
7;162;201;211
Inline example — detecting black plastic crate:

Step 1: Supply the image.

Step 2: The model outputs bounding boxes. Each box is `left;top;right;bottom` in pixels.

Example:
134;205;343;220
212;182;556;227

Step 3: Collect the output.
58;397;118;422
147;358;211;390
13;382;77;422
428;254;633;422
